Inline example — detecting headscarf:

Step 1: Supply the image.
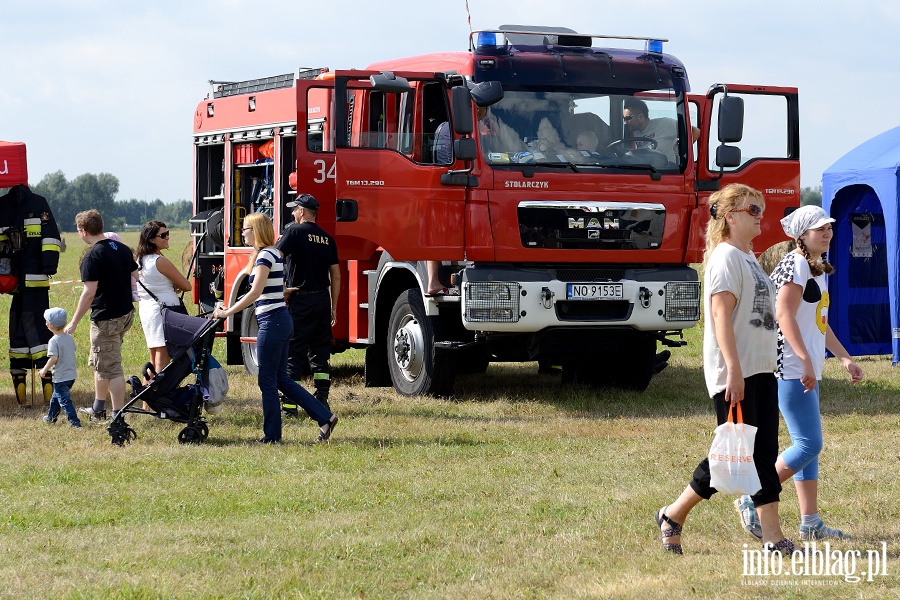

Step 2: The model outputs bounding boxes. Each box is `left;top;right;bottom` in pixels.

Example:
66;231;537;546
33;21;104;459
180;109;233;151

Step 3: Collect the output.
780;205;835;240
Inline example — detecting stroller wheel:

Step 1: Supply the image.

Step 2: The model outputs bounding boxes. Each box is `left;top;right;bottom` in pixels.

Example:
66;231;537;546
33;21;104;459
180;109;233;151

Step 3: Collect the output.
108;420;135;446
198;422;209;440
178;426;203;445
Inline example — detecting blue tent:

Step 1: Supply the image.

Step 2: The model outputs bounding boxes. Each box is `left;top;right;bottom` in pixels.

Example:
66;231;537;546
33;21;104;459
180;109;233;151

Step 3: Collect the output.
822;126;900;364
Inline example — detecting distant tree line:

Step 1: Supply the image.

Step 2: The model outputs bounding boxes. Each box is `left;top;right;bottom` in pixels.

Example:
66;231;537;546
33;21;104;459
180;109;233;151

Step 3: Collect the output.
32;171;191;232
800;185;822;206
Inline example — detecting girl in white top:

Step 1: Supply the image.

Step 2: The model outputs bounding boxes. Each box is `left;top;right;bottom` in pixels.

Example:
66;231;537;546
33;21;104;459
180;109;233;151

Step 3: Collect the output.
735;206;863;541
135;221;192;377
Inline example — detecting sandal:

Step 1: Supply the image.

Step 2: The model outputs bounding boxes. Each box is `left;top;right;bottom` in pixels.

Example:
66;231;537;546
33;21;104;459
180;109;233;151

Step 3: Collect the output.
763;538;795;555
654;506;683;555
317;415;338;442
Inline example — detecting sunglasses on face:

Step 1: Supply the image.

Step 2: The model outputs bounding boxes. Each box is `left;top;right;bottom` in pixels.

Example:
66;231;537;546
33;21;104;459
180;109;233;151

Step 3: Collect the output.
730;204;763;217
156;231;170;239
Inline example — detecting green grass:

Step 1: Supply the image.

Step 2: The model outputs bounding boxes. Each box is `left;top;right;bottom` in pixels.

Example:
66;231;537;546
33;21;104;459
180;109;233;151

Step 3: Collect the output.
0;229;897;598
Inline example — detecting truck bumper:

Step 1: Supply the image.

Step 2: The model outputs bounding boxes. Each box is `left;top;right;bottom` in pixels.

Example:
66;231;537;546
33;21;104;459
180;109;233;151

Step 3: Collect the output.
459;264;699;333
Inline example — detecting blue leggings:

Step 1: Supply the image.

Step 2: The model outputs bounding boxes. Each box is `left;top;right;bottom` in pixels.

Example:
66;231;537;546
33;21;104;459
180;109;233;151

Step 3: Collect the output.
778;379;823;481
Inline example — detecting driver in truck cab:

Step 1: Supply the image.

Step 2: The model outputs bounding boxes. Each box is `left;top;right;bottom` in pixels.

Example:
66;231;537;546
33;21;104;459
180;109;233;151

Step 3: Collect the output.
623;97;701;162
622;97;679;162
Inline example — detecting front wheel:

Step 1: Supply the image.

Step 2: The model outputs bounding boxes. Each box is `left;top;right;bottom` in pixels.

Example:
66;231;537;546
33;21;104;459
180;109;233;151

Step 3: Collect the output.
386;289;457;397
240;306;259;376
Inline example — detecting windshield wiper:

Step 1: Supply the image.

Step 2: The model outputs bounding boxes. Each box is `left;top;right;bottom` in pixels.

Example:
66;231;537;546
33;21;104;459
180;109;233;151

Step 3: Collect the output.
591;163;662;181
520;162;578;174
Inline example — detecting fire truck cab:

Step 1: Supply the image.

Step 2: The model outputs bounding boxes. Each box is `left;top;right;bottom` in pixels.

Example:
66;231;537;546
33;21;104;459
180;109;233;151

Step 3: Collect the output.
191;27;799;396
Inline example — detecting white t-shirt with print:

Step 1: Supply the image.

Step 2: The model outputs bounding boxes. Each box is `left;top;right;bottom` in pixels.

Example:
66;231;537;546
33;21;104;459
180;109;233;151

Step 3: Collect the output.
703;243;777;397
770;252;829;380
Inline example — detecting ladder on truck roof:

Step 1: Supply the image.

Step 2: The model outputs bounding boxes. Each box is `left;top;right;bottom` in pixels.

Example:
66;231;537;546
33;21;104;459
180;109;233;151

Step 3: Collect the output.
210;67;328;98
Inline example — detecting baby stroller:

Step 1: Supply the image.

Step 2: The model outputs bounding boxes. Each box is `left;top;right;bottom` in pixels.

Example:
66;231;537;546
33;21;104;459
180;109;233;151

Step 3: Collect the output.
107;309;222;446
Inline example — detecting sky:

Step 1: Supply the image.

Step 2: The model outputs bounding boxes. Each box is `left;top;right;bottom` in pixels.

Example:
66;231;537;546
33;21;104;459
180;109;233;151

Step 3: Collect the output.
2;0;898;203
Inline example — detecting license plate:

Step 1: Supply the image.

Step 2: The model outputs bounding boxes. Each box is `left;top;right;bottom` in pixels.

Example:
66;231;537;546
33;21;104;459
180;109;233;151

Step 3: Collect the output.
566;283;624;300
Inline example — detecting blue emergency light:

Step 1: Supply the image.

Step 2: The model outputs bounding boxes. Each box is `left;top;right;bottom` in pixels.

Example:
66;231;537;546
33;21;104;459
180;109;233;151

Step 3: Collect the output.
476;32;498;48
645;39;664;53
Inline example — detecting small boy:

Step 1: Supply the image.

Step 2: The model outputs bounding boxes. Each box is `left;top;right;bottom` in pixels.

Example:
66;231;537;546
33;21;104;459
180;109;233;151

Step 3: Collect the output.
38;307;82;428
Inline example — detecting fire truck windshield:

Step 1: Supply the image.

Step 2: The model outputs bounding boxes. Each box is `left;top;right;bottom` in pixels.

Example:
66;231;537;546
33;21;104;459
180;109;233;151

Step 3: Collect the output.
478;88;687;173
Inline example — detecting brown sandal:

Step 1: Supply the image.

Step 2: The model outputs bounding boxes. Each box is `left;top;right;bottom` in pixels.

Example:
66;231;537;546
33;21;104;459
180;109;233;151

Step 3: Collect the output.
655;507;684;555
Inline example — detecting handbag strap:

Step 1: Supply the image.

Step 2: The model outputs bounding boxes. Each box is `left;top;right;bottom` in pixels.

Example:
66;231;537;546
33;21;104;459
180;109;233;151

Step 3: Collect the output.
727;403;744;425
137;263;187;306
136;278;161;303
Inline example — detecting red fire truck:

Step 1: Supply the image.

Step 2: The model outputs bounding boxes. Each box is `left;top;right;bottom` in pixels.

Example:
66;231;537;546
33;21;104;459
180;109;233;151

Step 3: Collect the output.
190;27;799;396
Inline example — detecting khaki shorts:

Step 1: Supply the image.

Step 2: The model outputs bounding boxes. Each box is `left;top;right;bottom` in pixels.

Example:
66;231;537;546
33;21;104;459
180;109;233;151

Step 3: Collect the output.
89;311;134;380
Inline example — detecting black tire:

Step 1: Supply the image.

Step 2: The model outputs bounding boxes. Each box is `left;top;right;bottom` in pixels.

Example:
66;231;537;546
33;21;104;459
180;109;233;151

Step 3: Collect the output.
610;333;657;391
458;345;490;375
240;306;259;376
364;344;392;388
560;333;657;391
198;422;209;440
386;289;457;397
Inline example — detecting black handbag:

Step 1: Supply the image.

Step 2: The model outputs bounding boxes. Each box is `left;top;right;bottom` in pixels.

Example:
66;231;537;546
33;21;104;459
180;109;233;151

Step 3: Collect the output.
137;279;189;315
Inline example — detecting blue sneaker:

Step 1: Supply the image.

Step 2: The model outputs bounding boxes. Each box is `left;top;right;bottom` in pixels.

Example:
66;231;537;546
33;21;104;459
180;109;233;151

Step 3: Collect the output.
800;521;850;540
734;495;762;540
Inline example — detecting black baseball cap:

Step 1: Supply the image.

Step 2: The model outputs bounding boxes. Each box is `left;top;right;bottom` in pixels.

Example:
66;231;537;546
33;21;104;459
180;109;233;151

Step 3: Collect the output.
286;194;319;210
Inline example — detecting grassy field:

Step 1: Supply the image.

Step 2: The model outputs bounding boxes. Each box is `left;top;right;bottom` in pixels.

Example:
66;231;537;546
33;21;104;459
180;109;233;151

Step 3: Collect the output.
0;229;897;598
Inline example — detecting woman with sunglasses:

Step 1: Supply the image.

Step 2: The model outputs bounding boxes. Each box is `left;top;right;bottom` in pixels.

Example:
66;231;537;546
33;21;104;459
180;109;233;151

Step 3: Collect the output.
135;221;192;378
655;184;794;556
735;206;862;542
212;213;337;444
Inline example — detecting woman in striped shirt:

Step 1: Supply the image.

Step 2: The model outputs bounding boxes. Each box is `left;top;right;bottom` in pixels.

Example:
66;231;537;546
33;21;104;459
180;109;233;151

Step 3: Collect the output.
213;213;338;443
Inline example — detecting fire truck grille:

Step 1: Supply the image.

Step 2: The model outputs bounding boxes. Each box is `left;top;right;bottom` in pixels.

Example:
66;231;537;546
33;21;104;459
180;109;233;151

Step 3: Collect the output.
555;268;625;282
555;300;631;321
517;202;665;250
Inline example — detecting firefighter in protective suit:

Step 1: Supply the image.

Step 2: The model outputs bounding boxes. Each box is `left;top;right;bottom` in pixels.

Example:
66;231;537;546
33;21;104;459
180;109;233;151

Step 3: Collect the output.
0;185;61;405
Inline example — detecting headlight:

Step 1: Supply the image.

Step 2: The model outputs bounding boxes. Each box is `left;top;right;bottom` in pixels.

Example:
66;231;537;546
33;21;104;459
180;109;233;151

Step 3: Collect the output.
664;282;700;322
464;282;520;323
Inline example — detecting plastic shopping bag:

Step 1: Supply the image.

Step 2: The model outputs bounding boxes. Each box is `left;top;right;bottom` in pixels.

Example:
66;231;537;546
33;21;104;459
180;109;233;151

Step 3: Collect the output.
708;404;762;495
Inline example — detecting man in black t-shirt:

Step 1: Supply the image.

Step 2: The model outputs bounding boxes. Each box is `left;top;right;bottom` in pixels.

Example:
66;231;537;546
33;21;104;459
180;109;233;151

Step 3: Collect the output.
65;209;139;422
275;194;340;412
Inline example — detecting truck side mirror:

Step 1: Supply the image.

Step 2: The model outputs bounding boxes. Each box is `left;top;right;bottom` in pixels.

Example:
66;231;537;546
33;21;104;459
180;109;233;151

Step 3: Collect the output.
715;145;741;168
369;72;412;93
470;81;504;107
451;87;474;135
454;137;477;161
718;95;744;143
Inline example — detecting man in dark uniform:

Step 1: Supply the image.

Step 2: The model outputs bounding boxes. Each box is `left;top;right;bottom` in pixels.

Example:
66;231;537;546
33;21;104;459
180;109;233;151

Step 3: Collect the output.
275;193;340;413
0;184;61;405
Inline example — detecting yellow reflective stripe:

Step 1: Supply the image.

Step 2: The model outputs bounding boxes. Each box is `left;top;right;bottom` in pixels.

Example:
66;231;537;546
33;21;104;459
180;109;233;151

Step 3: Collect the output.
9;350;48;359
42;244;61;253
313;372;331;381
25;274;50;288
